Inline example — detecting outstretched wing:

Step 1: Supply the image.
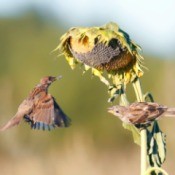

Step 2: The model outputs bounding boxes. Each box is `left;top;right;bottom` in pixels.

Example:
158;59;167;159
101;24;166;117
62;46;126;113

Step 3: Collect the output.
24;94;71;130
0;99;33;131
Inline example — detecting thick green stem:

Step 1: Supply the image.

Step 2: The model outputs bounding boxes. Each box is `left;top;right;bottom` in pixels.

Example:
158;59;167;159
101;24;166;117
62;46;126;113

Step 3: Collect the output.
141;129;147;175
132;78;144;102
120;93;129;106
132;78;148;175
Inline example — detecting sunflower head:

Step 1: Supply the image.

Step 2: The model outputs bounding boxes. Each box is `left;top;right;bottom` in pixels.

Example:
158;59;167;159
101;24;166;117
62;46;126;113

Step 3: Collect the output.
56;22;145;94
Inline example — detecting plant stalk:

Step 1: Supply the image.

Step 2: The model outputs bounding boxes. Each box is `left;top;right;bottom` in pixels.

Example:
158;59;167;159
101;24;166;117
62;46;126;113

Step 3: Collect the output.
132;78;144;102
141;128;147;175
132;78;148;175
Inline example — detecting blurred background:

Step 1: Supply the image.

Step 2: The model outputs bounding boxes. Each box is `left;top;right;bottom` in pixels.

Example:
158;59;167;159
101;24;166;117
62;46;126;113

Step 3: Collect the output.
0;0;175;175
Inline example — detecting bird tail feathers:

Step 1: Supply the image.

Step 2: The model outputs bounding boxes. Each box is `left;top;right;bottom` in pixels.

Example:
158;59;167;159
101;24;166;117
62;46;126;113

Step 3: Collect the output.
164;108;175;117
0;114;22;131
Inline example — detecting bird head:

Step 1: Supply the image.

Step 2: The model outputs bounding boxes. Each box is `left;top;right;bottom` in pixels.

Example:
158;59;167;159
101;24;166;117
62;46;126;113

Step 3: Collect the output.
108;106;119;115
40;75;62;86
108;105;124;118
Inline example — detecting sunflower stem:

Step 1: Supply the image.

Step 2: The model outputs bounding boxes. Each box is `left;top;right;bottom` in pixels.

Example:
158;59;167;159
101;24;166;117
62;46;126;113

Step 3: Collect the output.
120;93;130;106
141;128;147;175
132;78;148;175
132;78;144;102
118;84;129;106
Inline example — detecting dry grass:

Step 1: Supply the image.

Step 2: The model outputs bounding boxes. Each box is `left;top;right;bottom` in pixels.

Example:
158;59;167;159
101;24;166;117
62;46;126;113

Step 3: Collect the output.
0;131;174;175
0;133;137;175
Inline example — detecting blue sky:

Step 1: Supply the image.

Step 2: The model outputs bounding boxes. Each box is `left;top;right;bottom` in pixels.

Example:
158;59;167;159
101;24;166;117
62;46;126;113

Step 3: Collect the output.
0;0;175;58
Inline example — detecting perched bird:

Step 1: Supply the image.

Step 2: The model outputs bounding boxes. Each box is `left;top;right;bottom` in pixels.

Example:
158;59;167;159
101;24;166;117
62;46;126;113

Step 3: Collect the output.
0;76;71;131
108;102;175;127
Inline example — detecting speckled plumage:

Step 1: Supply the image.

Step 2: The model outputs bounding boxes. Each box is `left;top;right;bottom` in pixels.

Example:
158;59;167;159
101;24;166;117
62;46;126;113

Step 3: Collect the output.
108;102;175;127
0;76;71;131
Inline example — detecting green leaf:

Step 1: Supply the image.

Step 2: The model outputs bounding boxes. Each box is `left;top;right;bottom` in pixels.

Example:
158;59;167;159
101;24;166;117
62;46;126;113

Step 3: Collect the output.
147;121;166;168
108;85;120;102
122;123;141;145
152;122;166;165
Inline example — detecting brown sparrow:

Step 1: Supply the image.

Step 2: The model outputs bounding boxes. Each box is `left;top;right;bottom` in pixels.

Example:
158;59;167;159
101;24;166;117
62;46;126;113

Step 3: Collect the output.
108;102;175;127
0;76;71;131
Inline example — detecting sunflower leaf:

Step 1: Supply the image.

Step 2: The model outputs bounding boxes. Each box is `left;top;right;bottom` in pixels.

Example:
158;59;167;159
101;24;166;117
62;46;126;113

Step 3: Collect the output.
147;121;166;167
123;123;141;145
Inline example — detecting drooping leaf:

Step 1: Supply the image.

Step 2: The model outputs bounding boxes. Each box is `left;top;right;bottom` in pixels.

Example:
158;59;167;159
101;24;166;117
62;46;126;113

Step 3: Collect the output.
147;121;166;168
123;123;141;145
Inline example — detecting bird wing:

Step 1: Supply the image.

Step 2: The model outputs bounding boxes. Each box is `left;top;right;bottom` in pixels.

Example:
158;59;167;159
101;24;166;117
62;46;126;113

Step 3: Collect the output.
0;99;33;131
129;102;167;124
24;94;71;130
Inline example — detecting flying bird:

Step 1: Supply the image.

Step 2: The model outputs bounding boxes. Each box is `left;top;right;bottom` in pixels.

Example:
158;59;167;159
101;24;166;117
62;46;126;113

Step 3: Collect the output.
108;102;175;127
0;76;71;131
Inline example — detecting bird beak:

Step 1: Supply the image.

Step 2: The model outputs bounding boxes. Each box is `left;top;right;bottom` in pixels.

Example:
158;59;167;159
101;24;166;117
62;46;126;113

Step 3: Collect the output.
50;75;62;82
107;107;114;114
56;75;62;80
49;77;56;82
